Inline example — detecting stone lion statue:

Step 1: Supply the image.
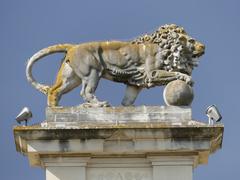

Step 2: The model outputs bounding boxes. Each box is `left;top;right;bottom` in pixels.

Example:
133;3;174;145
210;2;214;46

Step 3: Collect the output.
26;24;205;107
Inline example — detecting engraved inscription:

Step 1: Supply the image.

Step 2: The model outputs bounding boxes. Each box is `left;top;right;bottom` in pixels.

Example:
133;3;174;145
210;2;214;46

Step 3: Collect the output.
88;168;152;180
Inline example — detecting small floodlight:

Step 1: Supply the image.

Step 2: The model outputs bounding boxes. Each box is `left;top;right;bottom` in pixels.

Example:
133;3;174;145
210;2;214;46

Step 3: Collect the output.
206;105;222;125
15;107;32;126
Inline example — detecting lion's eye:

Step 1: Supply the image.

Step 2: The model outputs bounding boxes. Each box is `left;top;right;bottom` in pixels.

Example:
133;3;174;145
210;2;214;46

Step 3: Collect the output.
188;39;195;43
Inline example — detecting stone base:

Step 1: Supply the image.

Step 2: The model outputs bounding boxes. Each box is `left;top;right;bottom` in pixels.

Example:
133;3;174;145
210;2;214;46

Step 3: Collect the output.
13;106;224;180
44;156;194;180
43;106;192;128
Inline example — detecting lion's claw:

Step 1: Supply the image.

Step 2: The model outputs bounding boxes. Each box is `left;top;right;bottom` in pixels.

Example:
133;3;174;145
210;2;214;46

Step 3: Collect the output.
176;73;194;86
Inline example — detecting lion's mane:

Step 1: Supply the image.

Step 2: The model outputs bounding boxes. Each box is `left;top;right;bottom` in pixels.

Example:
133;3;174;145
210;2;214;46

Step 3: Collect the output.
131;24;200;75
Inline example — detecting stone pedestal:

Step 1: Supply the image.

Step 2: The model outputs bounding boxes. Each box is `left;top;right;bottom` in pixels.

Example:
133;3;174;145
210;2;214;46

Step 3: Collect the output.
14;106;223;180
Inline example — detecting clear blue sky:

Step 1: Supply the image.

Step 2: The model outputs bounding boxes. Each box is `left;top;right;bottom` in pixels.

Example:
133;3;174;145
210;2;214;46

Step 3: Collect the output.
1;0;239;179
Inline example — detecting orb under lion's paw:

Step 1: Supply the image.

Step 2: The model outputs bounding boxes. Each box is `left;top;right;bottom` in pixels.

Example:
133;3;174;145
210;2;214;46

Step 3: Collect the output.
163;80;194;106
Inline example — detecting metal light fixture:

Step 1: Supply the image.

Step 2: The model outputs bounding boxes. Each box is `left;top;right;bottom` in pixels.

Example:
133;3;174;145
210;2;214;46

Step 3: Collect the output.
206;105;222;125
15;107;32;126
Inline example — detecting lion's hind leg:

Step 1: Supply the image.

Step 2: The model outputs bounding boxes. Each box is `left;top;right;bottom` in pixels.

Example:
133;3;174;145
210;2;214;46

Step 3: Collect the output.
47;62;81;107
80;69;109;107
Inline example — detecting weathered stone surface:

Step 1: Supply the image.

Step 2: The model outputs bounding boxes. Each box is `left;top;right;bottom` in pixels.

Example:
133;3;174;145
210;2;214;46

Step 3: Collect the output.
14;120;223;166
44;106;192;128
13;106;223;180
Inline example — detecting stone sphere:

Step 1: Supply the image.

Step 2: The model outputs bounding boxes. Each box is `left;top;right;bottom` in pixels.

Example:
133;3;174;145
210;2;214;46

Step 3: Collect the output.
163;80;194;106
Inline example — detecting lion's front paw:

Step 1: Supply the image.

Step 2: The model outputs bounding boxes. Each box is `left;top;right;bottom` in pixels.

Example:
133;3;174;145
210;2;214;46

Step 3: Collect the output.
176;73;194;86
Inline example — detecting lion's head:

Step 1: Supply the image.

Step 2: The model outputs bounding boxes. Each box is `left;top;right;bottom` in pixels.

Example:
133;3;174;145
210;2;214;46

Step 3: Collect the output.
132;24;205;75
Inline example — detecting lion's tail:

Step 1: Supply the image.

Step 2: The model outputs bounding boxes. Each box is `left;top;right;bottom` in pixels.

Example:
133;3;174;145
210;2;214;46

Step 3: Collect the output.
26;44;73;95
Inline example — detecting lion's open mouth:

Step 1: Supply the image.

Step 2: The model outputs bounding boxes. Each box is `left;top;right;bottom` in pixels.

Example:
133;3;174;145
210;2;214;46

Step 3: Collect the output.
192;51;204;58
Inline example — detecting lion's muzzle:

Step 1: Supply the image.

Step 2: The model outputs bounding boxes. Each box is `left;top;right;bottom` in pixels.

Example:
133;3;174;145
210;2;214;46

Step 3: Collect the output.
193;42;205;57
